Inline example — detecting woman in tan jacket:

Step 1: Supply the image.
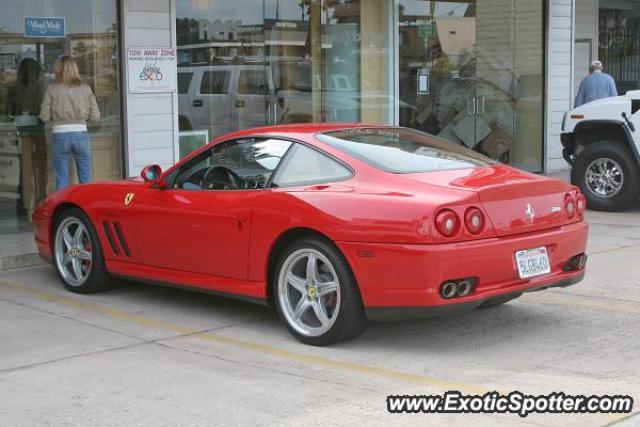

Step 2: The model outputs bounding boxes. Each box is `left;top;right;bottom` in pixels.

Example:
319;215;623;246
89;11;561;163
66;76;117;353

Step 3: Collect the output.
40;55;100;190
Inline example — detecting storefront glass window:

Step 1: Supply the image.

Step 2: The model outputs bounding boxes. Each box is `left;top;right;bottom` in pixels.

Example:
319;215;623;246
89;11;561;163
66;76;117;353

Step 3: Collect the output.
176;0;393;151
398;0;544;172
599;0;640;94
0;1;122;233
176;0;542;170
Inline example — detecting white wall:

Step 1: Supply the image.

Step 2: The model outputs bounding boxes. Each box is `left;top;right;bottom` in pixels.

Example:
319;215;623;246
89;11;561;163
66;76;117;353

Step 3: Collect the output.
546;0;575;172
122;0;178;176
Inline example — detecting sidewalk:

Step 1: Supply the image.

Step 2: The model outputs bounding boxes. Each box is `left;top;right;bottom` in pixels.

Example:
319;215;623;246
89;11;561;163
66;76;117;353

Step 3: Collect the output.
0;232;44;271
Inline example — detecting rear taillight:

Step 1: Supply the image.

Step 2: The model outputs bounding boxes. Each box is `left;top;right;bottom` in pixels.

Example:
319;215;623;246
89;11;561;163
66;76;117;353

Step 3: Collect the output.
564;194;576;219
464;207;485;234
576;193;586;216
435;209;460;237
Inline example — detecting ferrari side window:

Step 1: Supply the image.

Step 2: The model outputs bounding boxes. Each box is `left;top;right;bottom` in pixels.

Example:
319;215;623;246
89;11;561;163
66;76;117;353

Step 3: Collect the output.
272;144;352;188
174;138;291;190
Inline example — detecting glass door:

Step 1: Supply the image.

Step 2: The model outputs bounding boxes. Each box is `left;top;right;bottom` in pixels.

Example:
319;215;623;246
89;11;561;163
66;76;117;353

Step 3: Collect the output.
475;0;514;164
398;1;478;149
398;0;544;172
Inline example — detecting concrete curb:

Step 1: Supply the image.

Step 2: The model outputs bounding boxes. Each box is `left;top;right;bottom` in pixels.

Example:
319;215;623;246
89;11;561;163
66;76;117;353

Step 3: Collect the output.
0;252;45;271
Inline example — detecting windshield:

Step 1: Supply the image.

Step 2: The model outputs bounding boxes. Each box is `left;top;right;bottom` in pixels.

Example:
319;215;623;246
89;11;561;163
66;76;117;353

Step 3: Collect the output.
317;127;495;173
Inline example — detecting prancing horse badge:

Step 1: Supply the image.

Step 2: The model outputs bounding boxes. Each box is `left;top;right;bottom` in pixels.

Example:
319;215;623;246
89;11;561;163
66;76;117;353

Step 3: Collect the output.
124;192;135;206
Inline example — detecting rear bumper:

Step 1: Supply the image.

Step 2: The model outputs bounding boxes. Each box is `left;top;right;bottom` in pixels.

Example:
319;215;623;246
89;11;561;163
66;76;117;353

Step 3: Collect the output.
365;272;583;321
336;221;588;319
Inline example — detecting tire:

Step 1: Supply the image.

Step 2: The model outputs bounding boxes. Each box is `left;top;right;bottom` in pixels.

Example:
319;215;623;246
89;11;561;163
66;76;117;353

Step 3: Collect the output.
478;293;522;309
571;141;640;211
274;237;367;346
52;208;112;294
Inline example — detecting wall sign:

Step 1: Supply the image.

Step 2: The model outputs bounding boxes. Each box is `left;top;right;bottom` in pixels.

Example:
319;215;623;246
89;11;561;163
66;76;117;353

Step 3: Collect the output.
127;48;177;93
24;17;65;38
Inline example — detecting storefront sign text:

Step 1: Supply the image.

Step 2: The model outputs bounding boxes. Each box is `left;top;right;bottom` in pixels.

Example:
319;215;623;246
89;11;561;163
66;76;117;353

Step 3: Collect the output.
24;17;65;38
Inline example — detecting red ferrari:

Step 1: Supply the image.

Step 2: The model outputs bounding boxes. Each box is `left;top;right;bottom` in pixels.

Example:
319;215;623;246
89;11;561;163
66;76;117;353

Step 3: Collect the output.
33;124;588;345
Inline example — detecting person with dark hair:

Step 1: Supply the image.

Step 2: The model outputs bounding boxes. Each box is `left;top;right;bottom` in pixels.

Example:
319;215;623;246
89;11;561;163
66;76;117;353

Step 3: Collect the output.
39;55;100;190
14;57;44;115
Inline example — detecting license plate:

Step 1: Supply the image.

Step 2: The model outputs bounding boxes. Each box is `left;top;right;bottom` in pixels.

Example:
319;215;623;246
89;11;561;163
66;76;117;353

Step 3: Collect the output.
515;247;551;279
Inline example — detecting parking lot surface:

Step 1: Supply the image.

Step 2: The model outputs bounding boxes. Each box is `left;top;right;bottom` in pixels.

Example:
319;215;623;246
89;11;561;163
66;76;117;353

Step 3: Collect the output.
1;209;639;426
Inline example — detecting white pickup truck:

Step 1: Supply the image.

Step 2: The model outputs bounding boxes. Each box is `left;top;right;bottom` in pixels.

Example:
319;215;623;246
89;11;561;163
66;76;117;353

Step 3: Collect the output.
561;91;640;211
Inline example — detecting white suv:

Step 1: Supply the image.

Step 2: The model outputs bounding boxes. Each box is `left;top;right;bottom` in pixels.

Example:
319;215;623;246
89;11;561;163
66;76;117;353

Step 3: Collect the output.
561;91;640;211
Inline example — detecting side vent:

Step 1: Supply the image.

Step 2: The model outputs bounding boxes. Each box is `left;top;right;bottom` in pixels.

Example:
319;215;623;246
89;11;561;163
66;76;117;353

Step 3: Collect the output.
102;221;120;256
112;221;131;257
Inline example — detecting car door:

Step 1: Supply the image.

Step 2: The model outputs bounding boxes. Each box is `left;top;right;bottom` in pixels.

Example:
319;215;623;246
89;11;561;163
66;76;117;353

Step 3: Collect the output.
131;137;292;280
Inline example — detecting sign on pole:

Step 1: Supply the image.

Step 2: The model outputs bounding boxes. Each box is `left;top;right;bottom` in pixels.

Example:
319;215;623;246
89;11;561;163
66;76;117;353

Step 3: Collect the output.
127;48;177;93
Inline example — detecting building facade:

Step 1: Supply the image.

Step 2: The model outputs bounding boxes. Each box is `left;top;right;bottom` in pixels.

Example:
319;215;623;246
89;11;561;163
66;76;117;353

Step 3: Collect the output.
0;0;638;234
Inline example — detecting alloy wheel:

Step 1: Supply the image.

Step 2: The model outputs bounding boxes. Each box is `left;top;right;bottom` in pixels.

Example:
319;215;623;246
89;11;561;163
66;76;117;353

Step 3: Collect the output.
277;249;341;337
54;217;93;287
585;157;624;198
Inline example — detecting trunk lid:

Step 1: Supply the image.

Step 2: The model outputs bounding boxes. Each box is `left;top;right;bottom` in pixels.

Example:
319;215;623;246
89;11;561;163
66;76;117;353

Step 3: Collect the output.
402;164;571;237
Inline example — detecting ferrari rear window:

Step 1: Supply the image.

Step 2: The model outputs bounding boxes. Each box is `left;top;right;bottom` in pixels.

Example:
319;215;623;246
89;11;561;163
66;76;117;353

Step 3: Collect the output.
317;127;495;174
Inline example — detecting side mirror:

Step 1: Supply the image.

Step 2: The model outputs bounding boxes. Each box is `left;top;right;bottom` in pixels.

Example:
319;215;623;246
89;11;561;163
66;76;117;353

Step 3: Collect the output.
140;164;166;188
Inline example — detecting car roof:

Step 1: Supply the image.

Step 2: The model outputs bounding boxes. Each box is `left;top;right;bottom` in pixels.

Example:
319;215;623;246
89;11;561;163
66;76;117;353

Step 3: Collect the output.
214;123;385;140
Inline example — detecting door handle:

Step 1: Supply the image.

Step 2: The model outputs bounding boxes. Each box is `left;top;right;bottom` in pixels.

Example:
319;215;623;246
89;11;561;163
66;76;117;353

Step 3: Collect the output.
192;99;203;107
467;97;476;116
477;96;485;115
235;100;245;108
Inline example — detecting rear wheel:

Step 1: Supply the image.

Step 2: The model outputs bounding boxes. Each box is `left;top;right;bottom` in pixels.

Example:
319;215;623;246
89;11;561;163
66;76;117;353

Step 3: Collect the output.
571;141;640;211
53;208;111;293
274;237;367;346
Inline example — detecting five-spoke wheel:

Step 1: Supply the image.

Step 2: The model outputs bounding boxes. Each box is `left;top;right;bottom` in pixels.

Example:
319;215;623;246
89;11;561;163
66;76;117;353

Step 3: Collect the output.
55;217;93;287
278;249;341;337
274;237;367;345
53;208;111;293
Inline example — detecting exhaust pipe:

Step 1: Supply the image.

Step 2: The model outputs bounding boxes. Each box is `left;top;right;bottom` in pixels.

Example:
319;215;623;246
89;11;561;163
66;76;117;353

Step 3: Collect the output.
440;282;458;299
457;280;473;297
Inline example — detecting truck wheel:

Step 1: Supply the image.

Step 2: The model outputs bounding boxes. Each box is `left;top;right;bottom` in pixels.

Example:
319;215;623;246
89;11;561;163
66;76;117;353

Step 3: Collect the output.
571;141;640;211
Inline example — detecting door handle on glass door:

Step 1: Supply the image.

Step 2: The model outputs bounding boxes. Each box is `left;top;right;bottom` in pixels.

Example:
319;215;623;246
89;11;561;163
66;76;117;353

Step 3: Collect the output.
467;97;476;116
477;96;485;115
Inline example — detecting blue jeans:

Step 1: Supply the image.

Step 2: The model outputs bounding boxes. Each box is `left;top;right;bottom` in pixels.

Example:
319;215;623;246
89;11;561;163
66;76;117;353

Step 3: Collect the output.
52;131;92;190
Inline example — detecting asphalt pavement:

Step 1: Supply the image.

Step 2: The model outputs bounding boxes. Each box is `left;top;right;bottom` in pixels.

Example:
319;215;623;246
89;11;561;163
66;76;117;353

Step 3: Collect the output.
1;208;639;426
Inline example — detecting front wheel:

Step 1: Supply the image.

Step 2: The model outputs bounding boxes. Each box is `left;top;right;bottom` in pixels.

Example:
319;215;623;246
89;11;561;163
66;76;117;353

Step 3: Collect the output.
274;237;367;346
53;208;111;293
571;141;640;211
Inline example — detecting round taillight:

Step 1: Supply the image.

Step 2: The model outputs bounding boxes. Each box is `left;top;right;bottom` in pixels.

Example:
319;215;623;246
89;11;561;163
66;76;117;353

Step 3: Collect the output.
464;207;485;234
576;193;586;216
435;209;460;237
565;194;576;219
